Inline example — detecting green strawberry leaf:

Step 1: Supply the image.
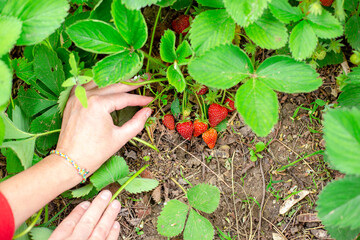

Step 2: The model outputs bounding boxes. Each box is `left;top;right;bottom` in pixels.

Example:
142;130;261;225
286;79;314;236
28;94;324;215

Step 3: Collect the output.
257;55;322;93
93;50;144;87
75;85;88;108
0;113;33;140
171;0;192;10
317;175;360;230
235;78;278;137
268;0;304;24
0;137;35;169
224;0;270;27
245;10;288;50
112;0;148;49
66;20;128;54
71;183;95;198
29;227;53;240
30;106;61;152
325;225;360;240
289;20;318;60
255;142;266;152
1;0;69;45
157;0;177;7
89;0;112;22
183;209;214;240
307;11;343;39
157;199;189;237
117;177;159;194
167;64;186;92
323;108;360;175
176;40;192;65
17;87;58;117
0;16;22;56
187;183;220;213
189;9;235;56
11;58;35;85
196;0;224;8
338;67;360;109
0;60;12;107
160;30;177;63
0;117;4;146
345;15;360;51
121;0;160;9
33;45;65;98
90;156;129;191
188;44;253;89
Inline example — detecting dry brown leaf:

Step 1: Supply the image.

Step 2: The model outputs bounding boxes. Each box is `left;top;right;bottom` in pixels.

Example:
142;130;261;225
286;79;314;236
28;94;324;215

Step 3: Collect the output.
152;185;161;203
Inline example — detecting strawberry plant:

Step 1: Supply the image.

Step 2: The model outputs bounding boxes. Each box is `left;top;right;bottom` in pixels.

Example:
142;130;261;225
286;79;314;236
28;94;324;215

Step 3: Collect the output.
157;183;220;240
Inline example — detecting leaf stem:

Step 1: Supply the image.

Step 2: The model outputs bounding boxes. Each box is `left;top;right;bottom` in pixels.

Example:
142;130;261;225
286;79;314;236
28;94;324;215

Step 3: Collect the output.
194;93;205;119
110;164;150;202
146;7;162;73
132;136;159;152
35;129;61;138
142;51;167;69
13;208;43;239
120;78;167;86
171;177;187;195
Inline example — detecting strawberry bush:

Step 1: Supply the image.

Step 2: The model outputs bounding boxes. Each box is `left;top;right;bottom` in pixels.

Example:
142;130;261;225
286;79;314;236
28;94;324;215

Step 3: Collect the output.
1;0;360;239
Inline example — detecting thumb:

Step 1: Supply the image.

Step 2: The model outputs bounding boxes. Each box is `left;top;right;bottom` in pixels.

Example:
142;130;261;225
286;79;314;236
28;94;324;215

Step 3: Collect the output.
113;108;152;144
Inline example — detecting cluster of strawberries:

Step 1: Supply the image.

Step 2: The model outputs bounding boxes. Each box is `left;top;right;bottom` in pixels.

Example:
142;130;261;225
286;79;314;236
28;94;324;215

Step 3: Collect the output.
162;86;236;149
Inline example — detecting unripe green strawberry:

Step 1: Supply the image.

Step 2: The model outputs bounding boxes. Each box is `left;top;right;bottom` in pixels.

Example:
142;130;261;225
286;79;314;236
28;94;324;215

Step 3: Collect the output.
163;114;175;130
208;103;228;127
193;119;208;137
320;0;333;6
350;52;360;65
176;121;193;140
202;129;218;149
224;98;236;112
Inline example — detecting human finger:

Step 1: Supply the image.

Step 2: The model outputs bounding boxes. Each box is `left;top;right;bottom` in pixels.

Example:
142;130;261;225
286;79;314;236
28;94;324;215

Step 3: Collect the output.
94;93;153;113
114;108;152;144
83;81;98;91
70;190;112;240
90;81;143;96
49;201;90;240
106;222;120;240
89;200;121;240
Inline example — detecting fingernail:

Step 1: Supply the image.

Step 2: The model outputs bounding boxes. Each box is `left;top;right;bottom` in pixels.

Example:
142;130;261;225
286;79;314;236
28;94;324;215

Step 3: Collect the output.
113;221;119;229
111;200;120;209
145;109;152;118
100;190;111;200
81;201;90;209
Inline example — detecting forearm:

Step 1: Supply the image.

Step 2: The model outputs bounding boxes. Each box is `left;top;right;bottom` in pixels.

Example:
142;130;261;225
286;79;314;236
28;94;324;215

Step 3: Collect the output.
0;155;82;229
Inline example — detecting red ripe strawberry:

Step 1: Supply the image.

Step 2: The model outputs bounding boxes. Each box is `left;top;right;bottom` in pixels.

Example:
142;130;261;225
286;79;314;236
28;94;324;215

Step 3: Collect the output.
225;98;236;112
202;129;218;149
163;114;175;130
172;15;191;36
176;121;193;140
320;0;333;6
196;85;208;95
193;119;208;137
208;103;228;127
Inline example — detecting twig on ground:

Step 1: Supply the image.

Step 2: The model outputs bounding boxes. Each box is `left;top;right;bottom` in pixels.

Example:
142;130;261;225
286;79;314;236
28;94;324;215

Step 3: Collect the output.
231;152;241;240
257;159;266;240
262;217;288;240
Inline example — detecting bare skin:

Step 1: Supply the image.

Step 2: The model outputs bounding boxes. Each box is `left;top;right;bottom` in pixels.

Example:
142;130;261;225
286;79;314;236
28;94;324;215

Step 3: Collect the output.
0;81;153;239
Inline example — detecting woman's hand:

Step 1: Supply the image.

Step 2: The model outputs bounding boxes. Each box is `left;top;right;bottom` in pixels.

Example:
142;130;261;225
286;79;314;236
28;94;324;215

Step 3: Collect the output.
49;190;121;240
56;81;153;174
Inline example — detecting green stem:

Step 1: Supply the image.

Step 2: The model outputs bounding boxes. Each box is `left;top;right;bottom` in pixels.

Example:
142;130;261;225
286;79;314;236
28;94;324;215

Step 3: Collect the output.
146;86;170;107
171;177;187;194
35;129;61;137
110;164;150;202
129;139;138;147
44;204;49;223
13;208;43;239
132;136;159;152
277;150;324;172
182;90;187;119
194;93;204;119
184;1;193;15
120;78;167;86
200;95;207;119
221;90;226;104
146;7;162;73
142;51;167;69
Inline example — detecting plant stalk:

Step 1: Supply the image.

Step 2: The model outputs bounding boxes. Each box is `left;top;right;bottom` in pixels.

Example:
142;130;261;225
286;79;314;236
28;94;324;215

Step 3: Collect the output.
13;208;43;239
146;7;162;73
132;136;159;152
